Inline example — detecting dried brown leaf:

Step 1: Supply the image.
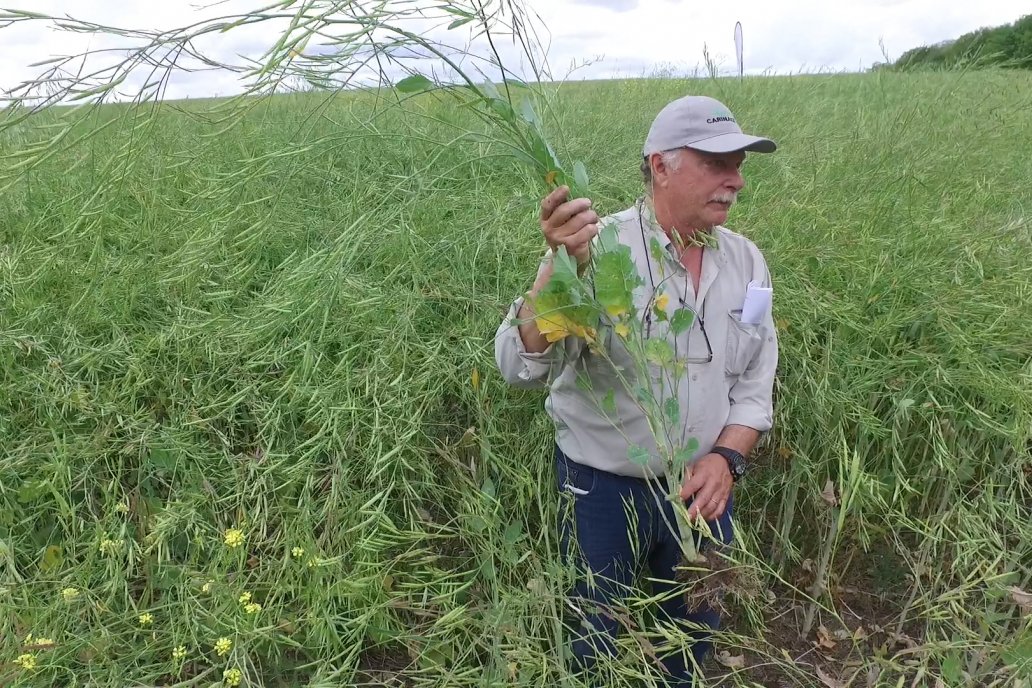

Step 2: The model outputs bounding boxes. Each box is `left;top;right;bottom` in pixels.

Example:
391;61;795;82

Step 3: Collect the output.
816;625;838;652
1007;586;1032;615
816;665;846;688
715;651;745;669
820;479;839;506
526;577;548;596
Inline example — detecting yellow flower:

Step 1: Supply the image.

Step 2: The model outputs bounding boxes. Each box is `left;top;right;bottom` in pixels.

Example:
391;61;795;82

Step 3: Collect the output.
291;547;305;559
238;591;251;604
223;667;243;686
15;653;36;670
471;368;480;391
654;293;670;311
100;539;115;554
614;323;630;338
224;528;244;548
139;612;153;626
24;632;33;644
61;587;80;601
244;602;261;615
605;304;628;318
533;312;596;344
202;581;213;594
172;645;187;661
214;637;232;656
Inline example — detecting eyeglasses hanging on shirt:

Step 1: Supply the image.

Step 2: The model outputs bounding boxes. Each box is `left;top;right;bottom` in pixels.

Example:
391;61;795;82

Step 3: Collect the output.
638;200;714;365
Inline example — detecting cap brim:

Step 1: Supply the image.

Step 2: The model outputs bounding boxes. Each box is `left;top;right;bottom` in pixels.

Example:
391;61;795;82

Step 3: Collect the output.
688;132;777;154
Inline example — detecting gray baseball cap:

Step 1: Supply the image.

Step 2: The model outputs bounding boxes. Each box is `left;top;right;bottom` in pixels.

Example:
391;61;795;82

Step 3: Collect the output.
643;95;776;157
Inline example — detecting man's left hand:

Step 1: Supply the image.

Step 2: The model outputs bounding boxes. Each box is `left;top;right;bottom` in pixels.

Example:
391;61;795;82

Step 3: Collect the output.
680;453;733;521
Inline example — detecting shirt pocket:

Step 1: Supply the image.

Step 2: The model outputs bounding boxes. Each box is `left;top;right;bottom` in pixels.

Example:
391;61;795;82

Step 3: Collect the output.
725;309;764;377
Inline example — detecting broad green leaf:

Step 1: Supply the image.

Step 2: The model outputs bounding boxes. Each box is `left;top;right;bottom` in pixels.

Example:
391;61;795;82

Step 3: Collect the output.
422;647;451;667
487;96;517;125
552;245;579;282
396;74;433;93
650;237;666;265
503;521;523;545
644;339;674;366
573;161;589;193
481;80;501;101
594;249;638;319
481;477;496;499
674;438;701;469
671;308;695;335
41;545;63;572
149;447;177;471
1001;629;1032;669
602;389;616;414
18;479;47;504
448;17;473;29
528;132;561;177
598;221;620;252
664;397;680;426
628;445;651;466
367;625;397;643
468;514;488;533
518;97;539;126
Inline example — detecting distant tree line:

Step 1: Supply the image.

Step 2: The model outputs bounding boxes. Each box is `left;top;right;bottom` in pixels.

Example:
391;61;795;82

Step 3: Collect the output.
887;14;1032;70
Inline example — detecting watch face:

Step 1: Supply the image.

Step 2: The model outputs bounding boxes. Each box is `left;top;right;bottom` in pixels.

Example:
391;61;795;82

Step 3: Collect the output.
729;454;746;478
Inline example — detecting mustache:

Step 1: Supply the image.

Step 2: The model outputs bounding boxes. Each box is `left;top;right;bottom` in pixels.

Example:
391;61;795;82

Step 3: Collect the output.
710;191;738;204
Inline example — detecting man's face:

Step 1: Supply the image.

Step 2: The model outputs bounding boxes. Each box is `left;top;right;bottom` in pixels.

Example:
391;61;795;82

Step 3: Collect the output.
653;148;747;232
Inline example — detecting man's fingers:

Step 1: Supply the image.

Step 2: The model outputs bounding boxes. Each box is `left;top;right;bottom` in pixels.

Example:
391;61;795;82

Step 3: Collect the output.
539;186;569;222
701;495;724;521
690;481;718;519
546;198;593;229
566;222;599;251
714;497;730;519
680;470;705;501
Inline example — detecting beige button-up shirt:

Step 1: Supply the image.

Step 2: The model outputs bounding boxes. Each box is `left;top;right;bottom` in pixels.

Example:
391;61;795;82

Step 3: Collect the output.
494;201;778;479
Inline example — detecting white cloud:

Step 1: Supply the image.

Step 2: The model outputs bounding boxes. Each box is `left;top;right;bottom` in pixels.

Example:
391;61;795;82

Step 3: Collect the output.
0;0;1028;102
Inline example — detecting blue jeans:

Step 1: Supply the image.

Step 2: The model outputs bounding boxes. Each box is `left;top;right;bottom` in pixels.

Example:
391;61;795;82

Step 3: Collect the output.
555;444;734;686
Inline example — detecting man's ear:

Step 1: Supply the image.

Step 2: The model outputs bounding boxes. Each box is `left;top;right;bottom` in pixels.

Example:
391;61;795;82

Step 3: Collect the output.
649;153;666;188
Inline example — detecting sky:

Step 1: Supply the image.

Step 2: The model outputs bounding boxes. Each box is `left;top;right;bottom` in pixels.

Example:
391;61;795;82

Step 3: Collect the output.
0;0;1028;103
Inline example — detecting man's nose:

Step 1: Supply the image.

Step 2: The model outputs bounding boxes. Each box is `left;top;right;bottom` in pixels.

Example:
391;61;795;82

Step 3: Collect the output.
728;168;745;191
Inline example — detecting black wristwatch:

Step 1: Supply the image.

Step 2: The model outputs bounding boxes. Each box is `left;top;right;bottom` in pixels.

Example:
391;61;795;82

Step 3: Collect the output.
712;446;747;482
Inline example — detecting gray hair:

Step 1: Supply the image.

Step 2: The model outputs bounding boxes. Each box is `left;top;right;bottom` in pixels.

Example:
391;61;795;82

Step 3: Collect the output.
641;149;685;193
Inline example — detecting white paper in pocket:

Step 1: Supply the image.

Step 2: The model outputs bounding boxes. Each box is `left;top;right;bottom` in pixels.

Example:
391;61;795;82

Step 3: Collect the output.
741;280;773;325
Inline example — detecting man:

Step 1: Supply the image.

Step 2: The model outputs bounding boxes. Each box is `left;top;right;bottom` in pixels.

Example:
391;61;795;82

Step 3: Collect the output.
494;95;778;685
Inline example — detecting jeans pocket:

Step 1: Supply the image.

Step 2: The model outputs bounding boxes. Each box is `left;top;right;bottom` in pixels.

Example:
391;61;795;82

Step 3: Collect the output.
556;448;597;497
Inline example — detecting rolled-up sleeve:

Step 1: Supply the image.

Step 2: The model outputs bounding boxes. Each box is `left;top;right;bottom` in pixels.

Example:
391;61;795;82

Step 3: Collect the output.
494;297;567;389
726;272;779;432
